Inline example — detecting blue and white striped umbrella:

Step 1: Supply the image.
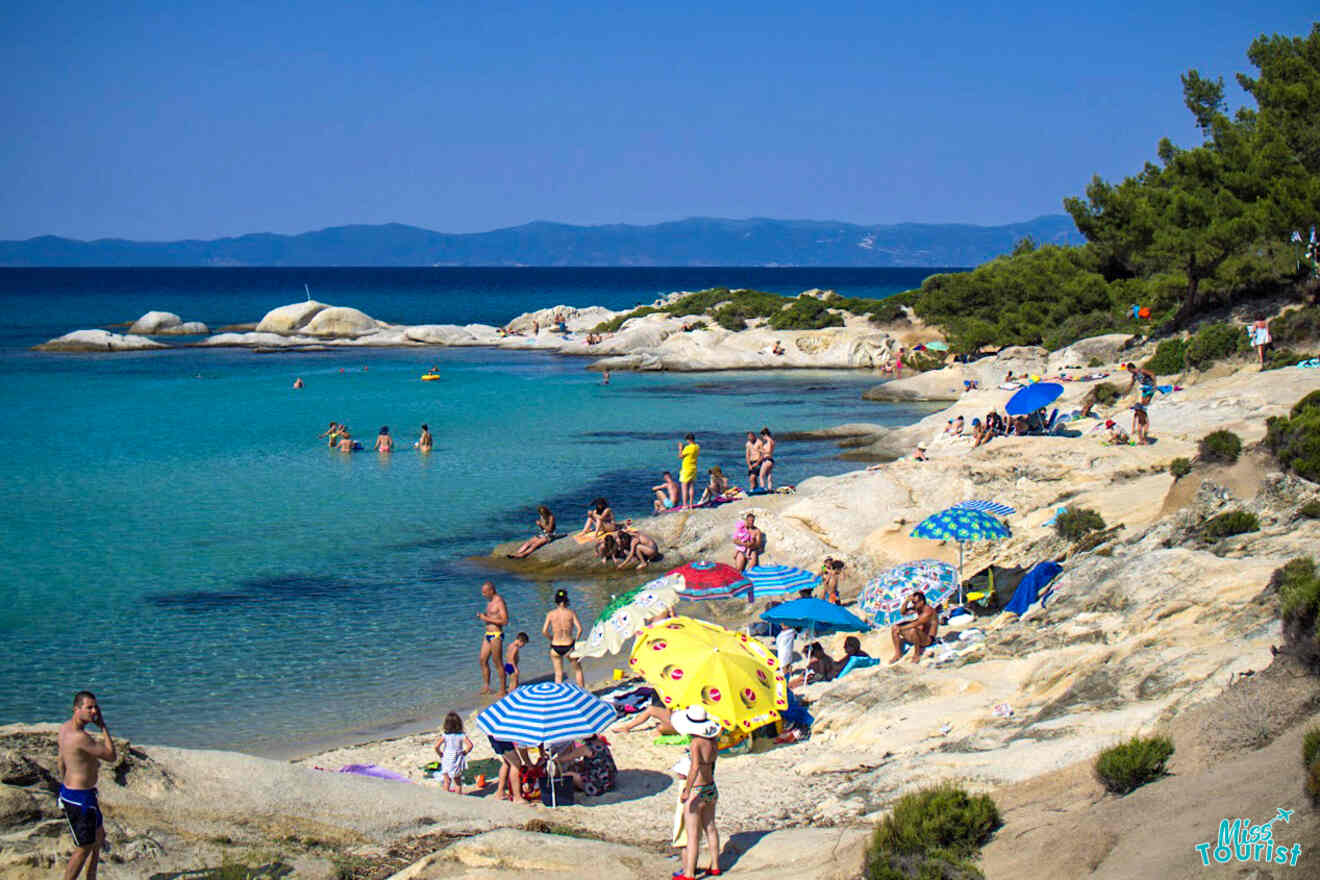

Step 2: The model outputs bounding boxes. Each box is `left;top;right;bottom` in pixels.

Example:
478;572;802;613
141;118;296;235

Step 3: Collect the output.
743;564;821;599
952;500;1016;517
475;682;617;746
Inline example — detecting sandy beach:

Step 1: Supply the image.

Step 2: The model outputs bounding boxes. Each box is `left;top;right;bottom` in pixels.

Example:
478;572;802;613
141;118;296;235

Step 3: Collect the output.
5;310;1320;879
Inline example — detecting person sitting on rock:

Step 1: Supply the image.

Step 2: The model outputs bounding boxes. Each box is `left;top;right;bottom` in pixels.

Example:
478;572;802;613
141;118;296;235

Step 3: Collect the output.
733;512;764;572
616;521;660;570
653;471;681;512
889;592;938;664
697;466;729;506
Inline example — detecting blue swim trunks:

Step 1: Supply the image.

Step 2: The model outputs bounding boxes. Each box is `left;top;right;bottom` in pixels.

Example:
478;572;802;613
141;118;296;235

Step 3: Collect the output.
58;785;102;847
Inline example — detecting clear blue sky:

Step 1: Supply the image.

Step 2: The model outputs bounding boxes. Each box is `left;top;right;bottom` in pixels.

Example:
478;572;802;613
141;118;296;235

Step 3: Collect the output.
2;2;1314;241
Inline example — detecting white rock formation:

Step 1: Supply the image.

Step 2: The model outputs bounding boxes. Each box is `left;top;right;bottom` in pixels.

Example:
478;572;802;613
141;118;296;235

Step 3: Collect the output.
302;306;382;337
254;300;329;334
34;330;168;352
127;311;209;335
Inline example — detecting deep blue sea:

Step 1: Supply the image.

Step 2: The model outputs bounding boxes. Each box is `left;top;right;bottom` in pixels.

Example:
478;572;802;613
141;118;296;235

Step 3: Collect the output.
0;267;947;755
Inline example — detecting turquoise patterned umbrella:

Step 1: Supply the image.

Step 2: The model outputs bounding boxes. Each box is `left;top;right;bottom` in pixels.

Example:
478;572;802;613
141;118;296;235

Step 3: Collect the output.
859;559;958;623
910;507;1011;604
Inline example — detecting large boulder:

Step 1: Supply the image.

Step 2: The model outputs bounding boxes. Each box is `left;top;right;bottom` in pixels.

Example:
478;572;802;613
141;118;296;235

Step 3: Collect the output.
405;324;501;346
302;306;382;337
969;345;1049;386
198;331;304;348
864;365;967;401
505;305;620;335
127;311;210;336
1046;333;1137;373
254;300;328;334
34;330;167;352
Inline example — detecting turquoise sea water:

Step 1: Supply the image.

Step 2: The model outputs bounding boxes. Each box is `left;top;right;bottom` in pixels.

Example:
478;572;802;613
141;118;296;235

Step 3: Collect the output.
0;268;945;755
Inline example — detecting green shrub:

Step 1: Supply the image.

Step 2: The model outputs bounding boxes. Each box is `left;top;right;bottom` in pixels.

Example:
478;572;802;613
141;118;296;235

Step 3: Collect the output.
1299;500;1320;519
713;305;747;331
1273;557;1320;672
593;305;658;333
1304;726;1320;769
1264;393;1320;483
1263;348;1309;370
768;295;845;330
864;784;1000;879
1271;305;1320;346
1201;510;1259;540
1094;736;1175;794
1092;382;1122;406
1185;322;1247;369
1055;507;1106;541
1307;755;1320;807
1144;338;1188;374
1198;429;1243;464
1170;457;1192;479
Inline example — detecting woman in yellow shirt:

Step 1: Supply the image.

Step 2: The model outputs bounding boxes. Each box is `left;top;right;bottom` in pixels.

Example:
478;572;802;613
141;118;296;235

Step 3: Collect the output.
677;433;699;508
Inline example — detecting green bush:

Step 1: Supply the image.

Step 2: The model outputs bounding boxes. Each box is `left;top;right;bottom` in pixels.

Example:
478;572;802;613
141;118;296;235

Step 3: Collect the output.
1271;305;1320;346
768;295;845;330
1273;557;1320;672
1299;500;1320;519
1198;429;1243;464
1094;736;1175;795
864;784;1000;880
1264;393;1320;483
1185;322;1247;369
1144;338;1188;374
1170;457;1192;479
1055;507;1106;541
1308;755;1320;807
1263;348;1310;370
1092;382;1122;406
592;305;658;333
1304;726;1320;769
1201;510;1259;540
713;305;747;331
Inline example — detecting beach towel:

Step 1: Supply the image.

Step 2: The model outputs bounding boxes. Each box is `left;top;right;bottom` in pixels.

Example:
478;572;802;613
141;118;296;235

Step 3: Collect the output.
573;530;607;545
1002;561;1062;617
337;764;410;783
837;655;881;678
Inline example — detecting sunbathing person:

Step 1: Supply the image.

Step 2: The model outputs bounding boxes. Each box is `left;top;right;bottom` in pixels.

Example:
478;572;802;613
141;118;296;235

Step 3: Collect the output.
581;498;614;534
595;530;627;565
732;513;764;572
971;418;990;447
652;471;680;512
787;641;841;687
842;635;870;660
616;522;660;569
697;466;729;505
613;695;677;734
889;592;938;664
508;506;555;558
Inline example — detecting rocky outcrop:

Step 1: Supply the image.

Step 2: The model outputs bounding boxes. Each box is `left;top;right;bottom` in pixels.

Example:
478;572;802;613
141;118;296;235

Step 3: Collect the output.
303;306;384;337
34;330;167;352
127;311;208;335
1045;333;1136;373
254;300;330;334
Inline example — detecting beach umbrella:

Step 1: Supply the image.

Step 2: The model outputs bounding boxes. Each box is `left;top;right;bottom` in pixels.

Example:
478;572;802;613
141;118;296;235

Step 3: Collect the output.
1005;382;1063;416
859;559;959;624
910;507;1011;604
666;560;752;601
743;564;821;600
952;500;1016;517
576;575;682;659
629;616;787;734
475;681;617;747
760;597;869;635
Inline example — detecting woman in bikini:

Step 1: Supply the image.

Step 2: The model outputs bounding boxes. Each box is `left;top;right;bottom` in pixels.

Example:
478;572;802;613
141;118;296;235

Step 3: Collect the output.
757;427;776;491
744;432;761;491
509;506;555;558
674;706;722;880
581;498;614;535
373;426;394;453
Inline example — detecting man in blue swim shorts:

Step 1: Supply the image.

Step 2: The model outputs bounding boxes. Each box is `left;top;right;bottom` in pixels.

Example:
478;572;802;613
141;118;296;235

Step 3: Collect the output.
58;691;117;880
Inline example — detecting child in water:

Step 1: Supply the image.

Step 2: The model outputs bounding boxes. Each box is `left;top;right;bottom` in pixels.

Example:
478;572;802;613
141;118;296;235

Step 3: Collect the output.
434;712;474;794
504;632;529;690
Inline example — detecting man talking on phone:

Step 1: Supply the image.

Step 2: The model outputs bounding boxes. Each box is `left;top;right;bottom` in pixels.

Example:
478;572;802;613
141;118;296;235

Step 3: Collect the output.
58;691;116;880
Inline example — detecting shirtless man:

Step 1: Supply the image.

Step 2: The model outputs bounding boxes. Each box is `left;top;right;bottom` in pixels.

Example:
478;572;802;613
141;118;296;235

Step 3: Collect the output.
652;471;680;513
889;592;937;663
733;512;764;572
477;581;510;694
542;589;584;687
744;432;761;491
58;691;117;880
757;427;776;491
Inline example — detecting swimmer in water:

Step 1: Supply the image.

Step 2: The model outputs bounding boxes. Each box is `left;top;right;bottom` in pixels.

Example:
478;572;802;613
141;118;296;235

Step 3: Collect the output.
415;423;432;452
293;377;304;389
374;426;393;453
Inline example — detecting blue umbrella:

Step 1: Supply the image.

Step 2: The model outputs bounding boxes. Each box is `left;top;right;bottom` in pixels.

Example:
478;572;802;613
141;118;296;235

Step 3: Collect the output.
911;507;1012;604
1005;382;1063;416
475;682;617;747
744;564;821;600
952;500;1016;517
761;597;870;635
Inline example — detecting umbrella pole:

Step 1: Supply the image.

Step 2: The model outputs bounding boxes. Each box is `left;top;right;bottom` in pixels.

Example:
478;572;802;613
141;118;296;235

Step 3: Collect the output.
958;543;965;606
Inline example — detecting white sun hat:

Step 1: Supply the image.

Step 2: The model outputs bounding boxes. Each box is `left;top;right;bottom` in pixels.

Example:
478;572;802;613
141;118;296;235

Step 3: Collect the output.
671;704;722;739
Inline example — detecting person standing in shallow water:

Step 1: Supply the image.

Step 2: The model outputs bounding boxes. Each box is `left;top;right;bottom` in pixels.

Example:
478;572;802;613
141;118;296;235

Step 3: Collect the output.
477;581;509;694
542;589;584;687
415;423;432;452
374;426;394;453
59;691;116;880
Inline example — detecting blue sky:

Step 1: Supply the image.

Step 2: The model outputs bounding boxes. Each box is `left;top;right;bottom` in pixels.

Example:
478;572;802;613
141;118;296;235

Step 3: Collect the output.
2;2;1314;240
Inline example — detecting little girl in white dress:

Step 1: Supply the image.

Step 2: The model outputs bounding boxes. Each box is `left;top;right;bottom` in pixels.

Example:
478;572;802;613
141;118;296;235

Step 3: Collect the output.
433;712;473;793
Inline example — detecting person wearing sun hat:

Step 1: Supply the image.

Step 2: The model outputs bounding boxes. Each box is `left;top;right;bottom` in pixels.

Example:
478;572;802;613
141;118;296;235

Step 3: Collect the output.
672;705;723;879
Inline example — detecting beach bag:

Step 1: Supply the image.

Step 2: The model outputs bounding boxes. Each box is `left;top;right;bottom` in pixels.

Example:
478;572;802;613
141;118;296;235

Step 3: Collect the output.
540;775;575;806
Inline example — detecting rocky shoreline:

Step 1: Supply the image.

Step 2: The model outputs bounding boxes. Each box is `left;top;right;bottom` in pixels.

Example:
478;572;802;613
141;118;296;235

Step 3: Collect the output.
34;293;942;373
6;336;1320;878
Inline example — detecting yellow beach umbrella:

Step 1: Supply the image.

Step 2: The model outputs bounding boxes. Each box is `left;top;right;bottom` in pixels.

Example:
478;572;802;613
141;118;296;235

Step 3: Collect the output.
627;616;788;734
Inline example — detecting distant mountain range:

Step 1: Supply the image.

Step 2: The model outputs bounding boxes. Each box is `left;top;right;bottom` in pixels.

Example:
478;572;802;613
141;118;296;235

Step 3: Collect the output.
0;215;1082;267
